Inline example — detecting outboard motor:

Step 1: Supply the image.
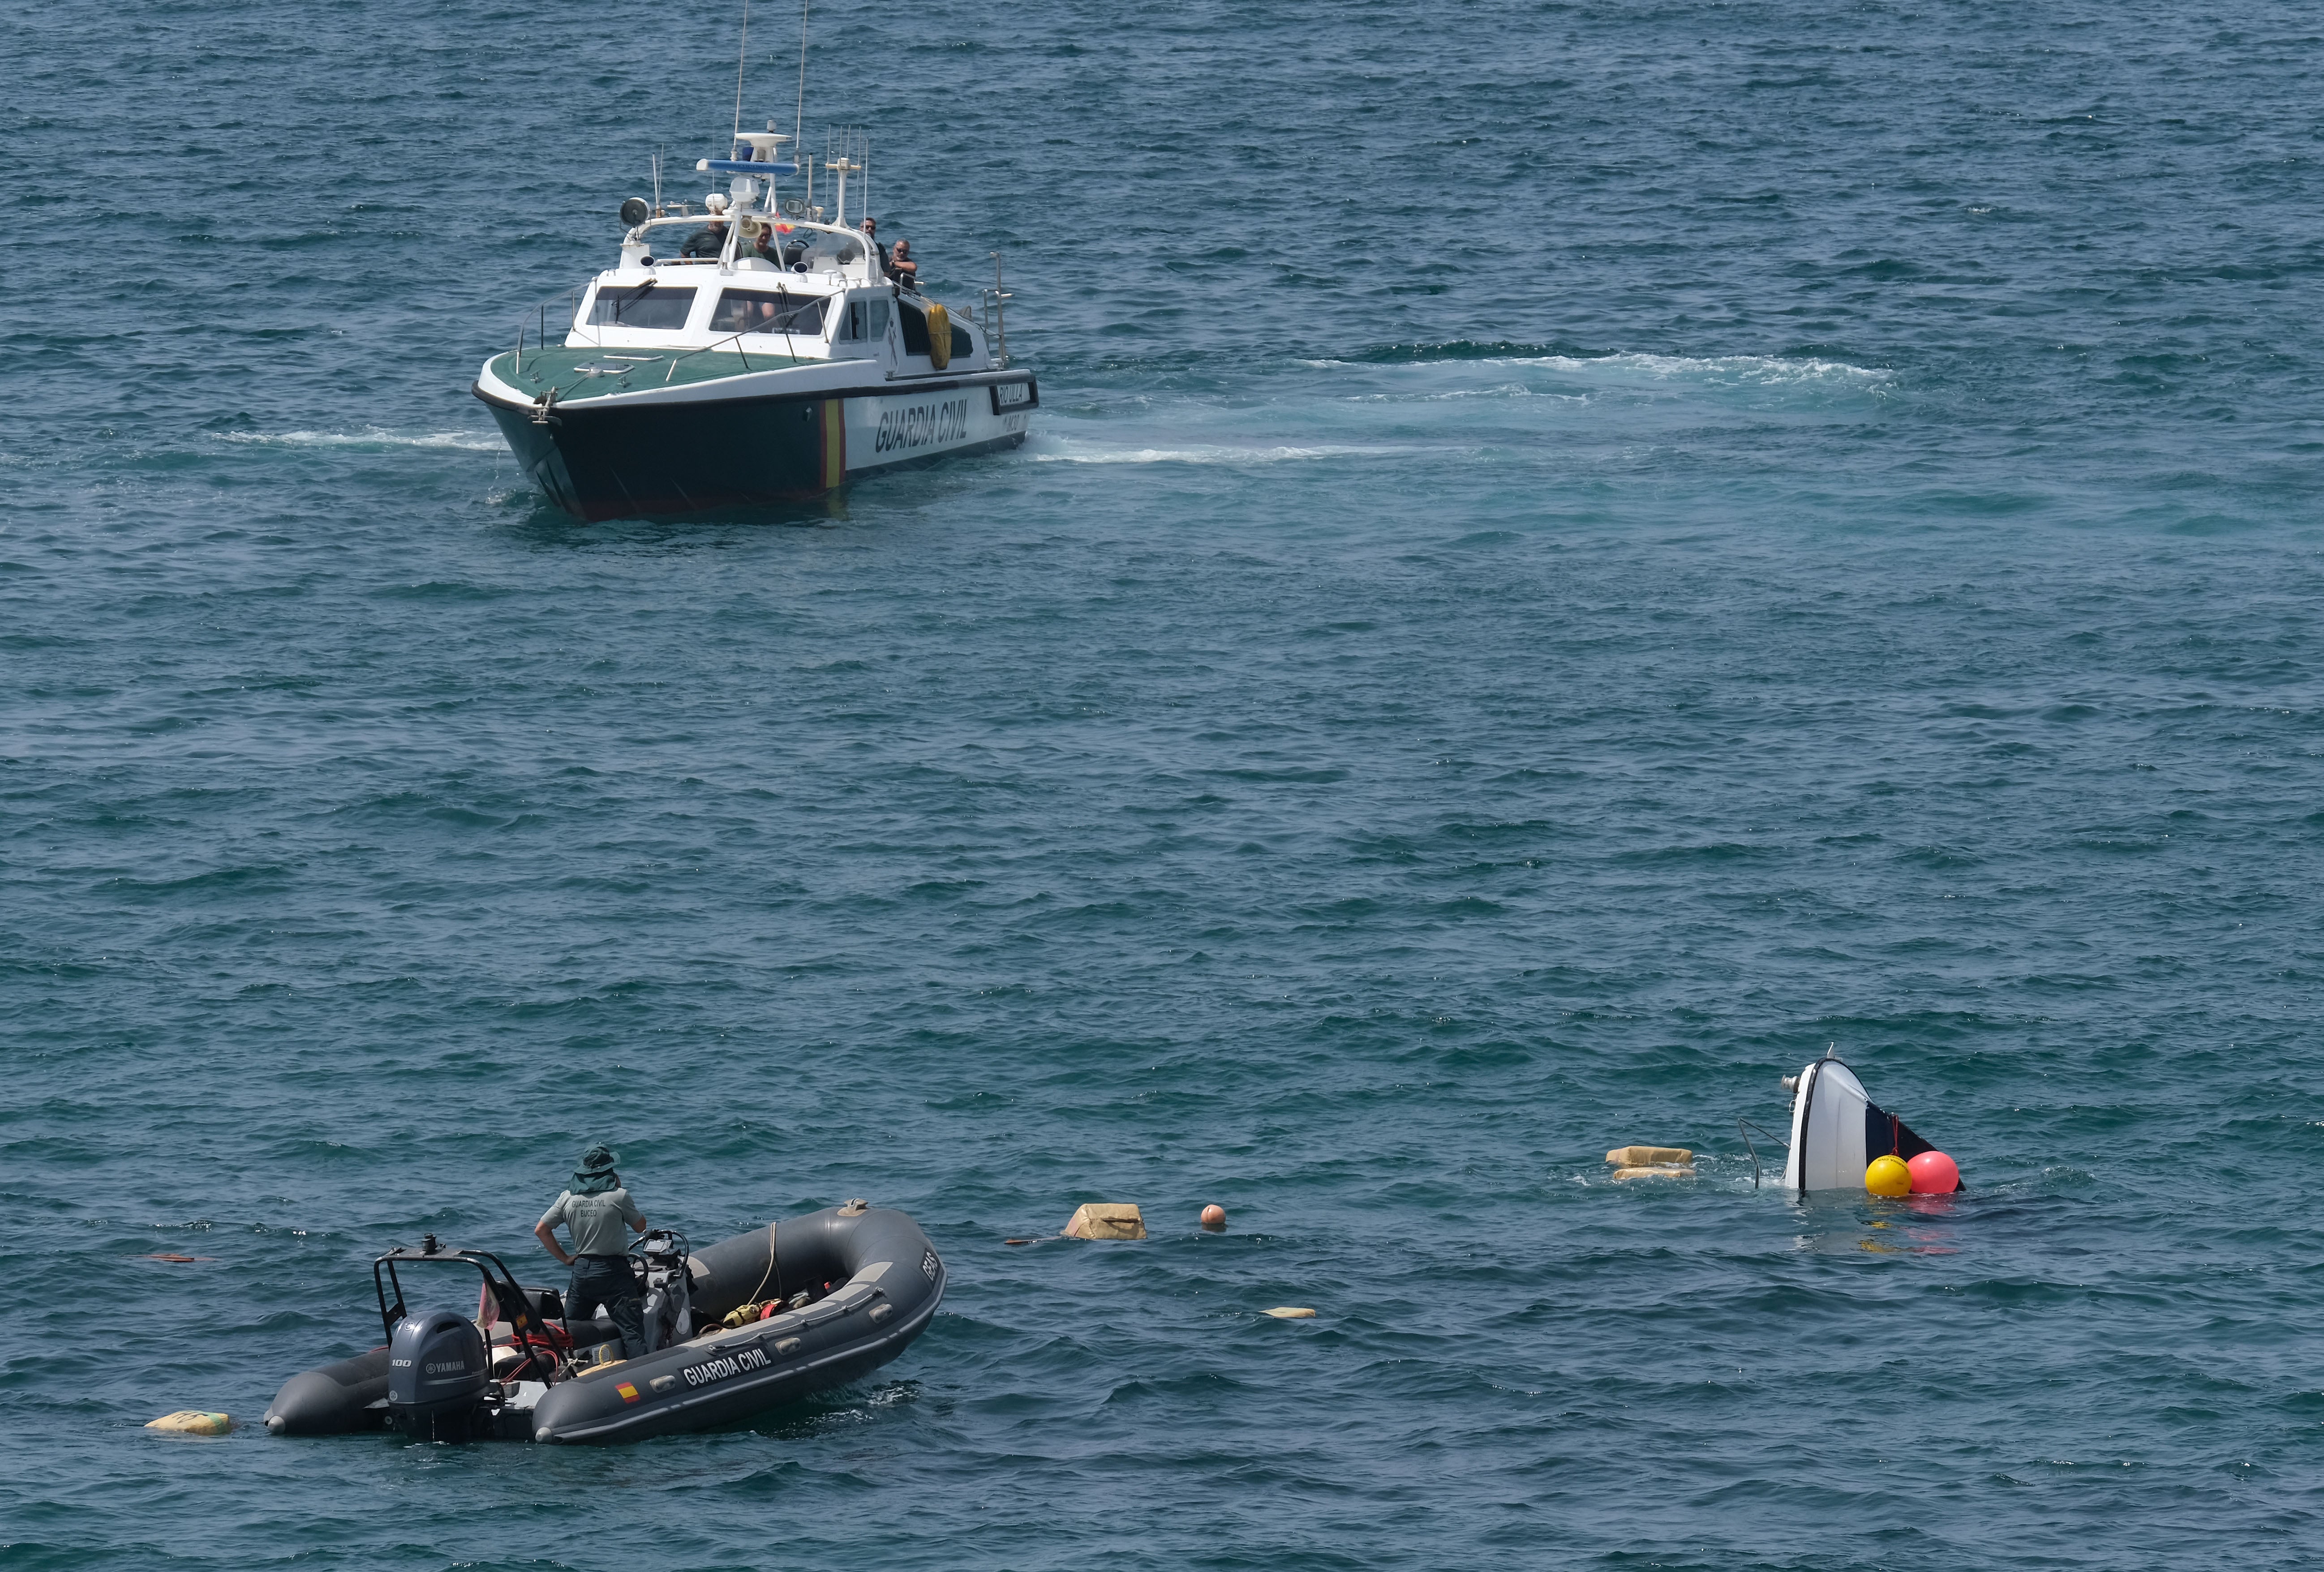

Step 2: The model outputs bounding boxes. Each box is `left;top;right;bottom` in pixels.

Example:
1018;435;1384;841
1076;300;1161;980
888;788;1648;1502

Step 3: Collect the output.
637;1230;694;1354
387;1309;490;1441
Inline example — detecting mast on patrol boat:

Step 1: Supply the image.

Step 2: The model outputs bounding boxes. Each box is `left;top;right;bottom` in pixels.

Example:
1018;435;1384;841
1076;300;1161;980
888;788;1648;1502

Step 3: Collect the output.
825;152;859;227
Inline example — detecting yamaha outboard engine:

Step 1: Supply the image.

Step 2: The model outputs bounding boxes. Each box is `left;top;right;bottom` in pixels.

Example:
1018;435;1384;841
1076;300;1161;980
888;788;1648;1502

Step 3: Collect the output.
637;1230;694;1354
387;1308;490;1441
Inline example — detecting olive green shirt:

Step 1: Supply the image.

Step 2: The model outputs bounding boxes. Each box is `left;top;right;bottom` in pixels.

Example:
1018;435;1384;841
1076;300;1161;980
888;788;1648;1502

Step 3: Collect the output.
538;1187;644;1257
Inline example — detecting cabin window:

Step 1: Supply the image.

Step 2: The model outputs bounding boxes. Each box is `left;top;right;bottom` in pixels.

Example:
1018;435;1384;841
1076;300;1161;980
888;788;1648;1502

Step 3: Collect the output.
898;301;931;357
584;284;697;330
951;323;972;360
837;297;893;342
708;290;828;336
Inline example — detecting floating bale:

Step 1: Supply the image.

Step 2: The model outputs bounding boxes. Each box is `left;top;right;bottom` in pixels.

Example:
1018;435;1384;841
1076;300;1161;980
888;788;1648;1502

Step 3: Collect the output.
1062;1203;1147;1241
147;1411;232;1435
1606;1145;1693;1167
1264;1307;1317;1319
1612;1165;1697;1181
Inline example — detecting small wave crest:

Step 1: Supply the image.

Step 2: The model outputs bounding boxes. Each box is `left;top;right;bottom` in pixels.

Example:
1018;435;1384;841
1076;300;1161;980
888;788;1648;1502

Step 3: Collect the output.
1519;351;1888;386
1312;344;1889;387
1024;436;1418;466
211;428;502;452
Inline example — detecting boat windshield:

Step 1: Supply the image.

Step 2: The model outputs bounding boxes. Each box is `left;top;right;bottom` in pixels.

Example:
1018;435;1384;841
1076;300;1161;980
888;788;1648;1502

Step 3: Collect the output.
584;283;697;330
754;223;864;270
708;288;829;337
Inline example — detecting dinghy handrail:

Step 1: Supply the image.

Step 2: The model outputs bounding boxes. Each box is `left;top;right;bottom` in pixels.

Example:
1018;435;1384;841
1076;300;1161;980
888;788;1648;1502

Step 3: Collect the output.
371;1242;554;1366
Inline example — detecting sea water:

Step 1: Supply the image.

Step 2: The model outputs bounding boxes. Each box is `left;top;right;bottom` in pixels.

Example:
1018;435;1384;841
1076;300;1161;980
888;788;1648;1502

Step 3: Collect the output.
6;1;2324;1567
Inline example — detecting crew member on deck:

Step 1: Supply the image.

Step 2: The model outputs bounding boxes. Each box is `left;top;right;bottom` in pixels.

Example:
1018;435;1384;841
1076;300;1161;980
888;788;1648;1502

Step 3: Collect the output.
680;219;730;259
534;1144;650;1360
859;215;892;278
757;224;806;271
888;238;919;291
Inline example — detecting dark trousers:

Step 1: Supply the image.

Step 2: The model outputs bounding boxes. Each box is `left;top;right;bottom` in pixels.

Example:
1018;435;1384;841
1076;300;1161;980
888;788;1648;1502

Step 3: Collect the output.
567;1255;647;1360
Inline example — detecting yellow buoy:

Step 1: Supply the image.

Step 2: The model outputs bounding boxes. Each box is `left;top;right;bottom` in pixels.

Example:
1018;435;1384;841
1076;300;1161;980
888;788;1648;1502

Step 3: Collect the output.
1264;1307;1317;1319
1864;1155;1912;1196
925;301;952;370
146;1411;232;1435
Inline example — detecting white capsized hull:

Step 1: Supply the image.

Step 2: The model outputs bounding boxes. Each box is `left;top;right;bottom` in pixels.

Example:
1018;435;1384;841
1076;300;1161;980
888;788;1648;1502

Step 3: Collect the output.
1784;1058;1873;1194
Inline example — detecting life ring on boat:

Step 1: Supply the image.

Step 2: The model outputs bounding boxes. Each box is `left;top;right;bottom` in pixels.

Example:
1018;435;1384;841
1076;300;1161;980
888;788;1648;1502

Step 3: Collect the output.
925;302;951;370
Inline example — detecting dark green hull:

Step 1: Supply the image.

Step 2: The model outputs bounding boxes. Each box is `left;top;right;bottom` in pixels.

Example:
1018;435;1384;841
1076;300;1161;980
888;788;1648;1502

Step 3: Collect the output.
481;383;838;520
478;380;1027;522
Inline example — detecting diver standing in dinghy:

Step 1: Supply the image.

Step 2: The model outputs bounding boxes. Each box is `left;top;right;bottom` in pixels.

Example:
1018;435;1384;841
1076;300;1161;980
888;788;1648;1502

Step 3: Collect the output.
534;1145;651;1359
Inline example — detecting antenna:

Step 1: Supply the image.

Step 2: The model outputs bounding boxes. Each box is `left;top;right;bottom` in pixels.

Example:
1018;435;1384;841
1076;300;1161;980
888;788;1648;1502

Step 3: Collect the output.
794;0;810;162
652;146;662;212
732;0;751;144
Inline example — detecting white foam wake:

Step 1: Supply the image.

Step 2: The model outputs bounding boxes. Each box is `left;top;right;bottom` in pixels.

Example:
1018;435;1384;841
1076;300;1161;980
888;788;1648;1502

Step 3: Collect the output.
212;429;502;451
1024;437;1420;466
1302;351;1888;386
1500;351;1889;385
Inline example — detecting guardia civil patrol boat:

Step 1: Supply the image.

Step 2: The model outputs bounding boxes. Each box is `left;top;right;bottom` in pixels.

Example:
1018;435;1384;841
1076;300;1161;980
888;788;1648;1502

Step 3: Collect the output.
474;131;1035;519
265;1203;945;1444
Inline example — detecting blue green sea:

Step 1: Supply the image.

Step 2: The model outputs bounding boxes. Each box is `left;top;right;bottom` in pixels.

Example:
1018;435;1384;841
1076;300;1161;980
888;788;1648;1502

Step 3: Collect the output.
8;0;2324;1567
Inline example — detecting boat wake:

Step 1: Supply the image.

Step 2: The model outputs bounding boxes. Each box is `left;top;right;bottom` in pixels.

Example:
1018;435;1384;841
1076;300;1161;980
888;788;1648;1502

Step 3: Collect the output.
211;428;503;452
1505;351;1889;387
1301;348;1891;390
1022;435;1422;466
1014;344;1890;482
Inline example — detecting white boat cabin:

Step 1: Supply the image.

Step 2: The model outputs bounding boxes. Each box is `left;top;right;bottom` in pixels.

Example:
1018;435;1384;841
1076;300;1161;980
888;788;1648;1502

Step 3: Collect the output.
563;207;989;379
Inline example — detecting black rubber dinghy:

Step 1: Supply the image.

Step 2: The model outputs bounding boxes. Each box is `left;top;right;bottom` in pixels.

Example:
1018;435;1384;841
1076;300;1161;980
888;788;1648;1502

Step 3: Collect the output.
265;1204;945;1444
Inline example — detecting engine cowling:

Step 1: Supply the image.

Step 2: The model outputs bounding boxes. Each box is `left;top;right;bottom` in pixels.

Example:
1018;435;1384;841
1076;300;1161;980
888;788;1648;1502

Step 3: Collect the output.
387;1309;489;1440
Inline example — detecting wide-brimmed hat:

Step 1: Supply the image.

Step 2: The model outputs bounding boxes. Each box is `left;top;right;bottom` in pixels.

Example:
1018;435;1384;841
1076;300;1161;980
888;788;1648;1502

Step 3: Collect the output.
576;1144;619;1176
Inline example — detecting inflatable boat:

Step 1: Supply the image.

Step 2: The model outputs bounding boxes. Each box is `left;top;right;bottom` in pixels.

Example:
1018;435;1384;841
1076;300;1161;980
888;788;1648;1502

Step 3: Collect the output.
1781;1051;1963;1196
265;1202;944;1444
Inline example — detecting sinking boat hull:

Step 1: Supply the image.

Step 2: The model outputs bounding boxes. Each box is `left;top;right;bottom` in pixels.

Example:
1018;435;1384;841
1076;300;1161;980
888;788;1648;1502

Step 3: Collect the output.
1781;1056;1959;1196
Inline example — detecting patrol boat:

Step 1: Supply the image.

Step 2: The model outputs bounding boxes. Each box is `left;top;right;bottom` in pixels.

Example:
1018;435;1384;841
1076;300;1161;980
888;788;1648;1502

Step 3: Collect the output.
474;133;1035;519
264;1202;945;1444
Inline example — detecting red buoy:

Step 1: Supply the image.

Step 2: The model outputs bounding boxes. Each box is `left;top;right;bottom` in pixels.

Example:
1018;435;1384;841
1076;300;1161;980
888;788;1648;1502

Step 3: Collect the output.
1907;1150;1959;1194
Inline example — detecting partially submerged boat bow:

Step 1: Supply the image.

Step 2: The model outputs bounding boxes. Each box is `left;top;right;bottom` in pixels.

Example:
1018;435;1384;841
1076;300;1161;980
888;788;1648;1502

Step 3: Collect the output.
476;132;1033;518
1780;1049;1963;1196
266;1203;945;1444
